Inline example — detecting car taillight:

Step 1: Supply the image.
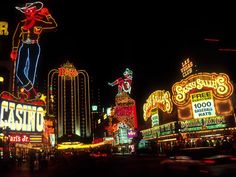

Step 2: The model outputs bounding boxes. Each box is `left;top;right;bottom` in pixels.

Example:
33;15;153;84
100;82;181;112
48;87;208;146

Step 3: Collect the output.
230;157;236;161
202;159;216;164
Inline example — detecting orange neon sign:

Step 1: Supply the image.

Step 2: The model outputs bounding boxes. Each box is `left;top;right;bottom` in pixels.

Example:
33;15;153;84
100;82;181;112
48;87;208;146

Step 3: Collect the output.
58;67;78;77
143;90;173;121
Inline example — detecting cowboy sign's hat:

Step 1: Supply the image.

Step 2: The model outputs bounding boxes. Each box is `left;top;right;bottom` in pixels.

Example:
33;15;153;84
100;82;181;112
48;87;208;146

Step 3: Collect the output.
15;1;44;13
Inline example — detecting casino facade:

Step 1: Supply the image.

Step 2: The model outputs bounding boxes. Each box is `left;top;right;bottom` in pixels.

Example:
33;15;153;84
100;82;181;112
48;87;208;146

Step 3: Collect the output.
141;58;236;154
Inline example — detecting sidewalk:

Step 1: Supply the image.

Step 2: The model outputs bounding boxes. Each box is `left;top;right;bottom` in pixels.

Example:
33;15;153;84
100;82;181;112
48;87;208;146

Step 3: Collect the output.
2;160;55;177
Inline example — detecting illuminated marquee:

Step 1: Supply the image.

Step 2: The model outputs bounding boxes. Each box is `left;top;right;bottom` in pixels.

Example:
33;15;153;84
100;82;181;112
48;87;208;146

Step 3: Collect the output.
0;21;9;36
0;91;45;133
172;73;233;106
143;90;173;121
180;116;226;132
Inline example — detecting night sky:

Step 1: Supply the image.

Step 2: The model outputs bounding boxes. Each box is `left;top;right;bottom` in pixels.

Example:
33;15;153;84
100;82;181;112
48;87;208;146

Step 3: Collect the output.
1;1;236;126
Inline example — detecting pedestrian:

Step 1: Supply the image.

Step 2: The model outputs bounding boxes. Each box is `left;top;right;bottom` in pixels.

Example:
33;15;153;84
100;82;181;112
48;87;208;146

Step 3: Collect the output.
17;153;23;167
29;149;36;173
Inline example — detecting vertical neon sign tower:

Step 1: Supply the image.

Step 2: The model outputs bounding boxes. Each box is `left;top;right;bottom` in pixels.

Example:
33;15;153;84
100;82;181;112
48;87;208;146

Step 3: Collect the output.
47;61;91;140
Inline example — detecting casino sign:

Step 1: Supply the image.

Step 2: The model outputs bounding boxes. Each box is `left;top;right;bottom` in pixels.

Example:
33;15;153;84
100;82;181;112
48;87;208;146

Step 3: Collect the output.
0;91;46;133
172;72;234;120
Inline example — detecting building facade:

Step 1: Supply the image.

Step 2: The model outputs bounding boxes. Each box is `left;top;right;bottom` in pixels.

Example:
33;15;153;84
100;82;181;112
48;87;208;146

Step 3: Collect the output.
47;61;91;142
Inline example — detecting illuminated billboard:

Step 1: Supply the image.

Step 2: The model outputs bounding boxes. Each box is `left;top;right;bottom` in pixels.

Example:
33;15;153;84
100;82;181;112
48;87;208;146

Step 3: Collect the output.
191;91;216;119
0;91;46;133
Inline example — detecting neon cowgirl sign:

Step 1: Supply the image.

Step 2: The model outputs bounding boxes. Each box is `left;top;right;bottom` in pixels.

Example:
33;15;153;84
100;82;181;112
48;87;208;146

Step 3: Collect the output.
108;68;133;95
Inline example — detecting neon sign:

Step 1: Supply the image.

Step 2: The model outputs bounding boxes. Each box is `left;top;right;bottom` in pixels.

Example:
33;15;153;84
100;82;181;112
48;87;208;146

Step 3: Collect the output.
172;73;233;106
0;21;9;36
0;100;45;132
143;90;173;121
58;67;78;77
127;129;137;138
180;116;226;132
115;106;134;117
11;1;57;98
151;109;159;127
114;104;138;129
0;91;45;133
180;58;193;78
108;68;133;95
9;134;30;143
141;122;176;139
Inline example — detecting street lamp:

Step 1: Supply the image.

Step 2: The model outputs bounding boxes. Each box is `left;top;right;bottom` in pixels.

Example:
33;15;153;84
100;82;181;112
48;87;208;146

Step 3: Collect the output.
0;76;4;92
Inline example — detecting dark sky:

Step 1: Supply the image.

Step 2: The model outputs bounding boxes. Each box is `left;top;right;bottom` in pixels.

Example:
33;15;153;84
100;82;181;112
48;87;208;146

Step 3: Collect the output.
1;1;236;125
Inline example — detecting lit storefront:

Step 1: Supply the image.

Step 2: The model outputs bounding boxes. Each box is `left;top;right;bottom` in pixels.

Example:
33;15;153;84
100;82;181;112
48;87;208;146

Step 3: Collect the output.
141;90;178;153
141;58;236;154
111;93;138;153
0;91;46;158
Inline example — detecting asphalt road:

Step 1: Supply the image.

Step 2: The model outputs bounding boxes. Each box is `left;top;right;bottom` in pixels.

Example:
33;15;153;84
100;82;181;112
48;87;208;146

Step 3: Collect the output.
2;155;163;177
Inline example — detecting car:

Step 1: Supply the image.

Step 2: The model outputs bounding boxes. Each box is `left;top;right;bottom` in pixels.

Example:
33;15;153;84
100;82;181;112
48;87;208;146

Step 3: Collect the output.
90;152;109;158
160;155;203;176
199;154;236;176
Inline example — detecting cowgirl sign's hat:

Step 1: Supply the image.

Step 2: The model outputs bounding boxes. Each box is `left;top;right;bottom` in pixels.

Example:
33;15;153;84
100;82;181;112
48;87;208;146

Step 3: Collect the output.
15;1;44;13
123;68;133;76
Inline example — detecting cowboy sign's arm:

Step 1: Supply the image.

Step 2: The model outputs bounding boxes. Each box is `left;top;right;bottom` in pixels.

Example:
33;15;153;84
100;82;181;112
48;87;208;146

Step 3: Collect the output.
10;22;22;61
37;8;57;30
